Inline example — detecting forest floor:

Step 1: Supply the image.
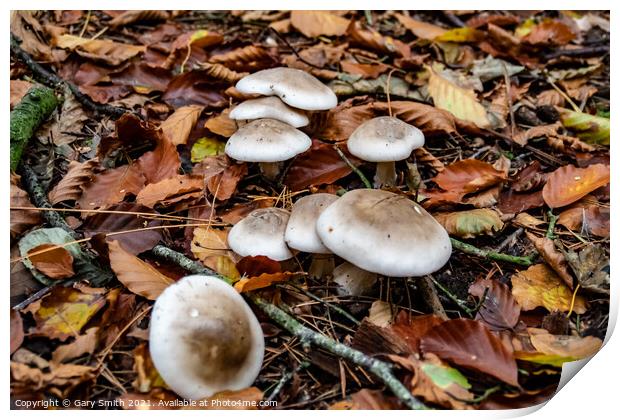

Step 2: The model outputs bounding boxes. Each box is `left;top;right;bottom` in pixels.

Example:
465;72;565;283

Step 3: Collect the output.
10;10;610;410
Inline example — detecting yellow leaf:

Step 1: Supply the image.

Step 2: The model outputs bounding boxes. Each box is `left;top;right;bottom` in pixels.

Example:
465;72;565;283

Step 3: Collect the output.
108;240;174;300
427;67;490;128
510;264;586;314
161;105;204;146
434;209;504;238
434;27;482;43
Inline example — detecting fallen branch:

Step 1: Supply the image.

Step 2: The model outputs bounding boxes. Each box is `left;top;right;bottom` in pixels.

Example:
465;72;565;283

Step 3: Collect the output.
10;86;59;171
450;238;535;266
11;33;130;120
152;244;427;410
334;145;373;189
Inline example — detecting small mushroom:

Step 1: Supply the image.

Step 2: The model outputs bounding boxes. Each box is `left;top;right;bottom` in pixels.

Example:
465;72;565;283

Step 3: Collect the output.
316;189;451;277
285;193;339;278
229;96;309;128
149;275;264;400
228;207;293;261
347;116;424;187
235;67;337;111
332;261;378;296
225;118;311;180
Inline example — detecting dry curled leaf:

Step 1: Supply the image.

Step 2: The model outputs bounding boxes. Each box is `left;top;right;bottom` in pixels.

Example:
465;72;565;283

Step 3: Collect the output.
48;159;98;204
558;205;609;237
542;164;610;208
527;327;602;360
204;109;238;137
160;105;203;146
78;164;146;210
209;45;277;72
54;34;145;66
135;174;204;208
108;240;174;300
290;10;350;38
469;277;521;331
200;62;249;83
510;264;586;314
108;10;170;28
525;232;573;288
347;21;410;58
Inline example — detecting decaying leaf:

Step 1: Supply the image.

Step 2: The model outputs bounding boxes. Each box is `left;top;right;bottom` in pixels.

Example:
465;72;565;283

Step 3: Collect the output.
527;327;602;361
525;232;573;288
469;277;521;331
542;164;610;208
432;159;507;194
557;107;610;145
510;264;586;314
48;159;98;204
108;240;174;300
434;208;504;238
563;244;610;295
78;164;146;210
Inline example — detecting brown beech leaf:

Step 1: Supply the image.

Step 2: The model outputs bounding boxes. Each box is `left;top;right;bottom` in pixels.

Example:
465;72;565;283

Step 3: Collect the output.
558;205;609;237
24;286;107;341
108;240;174;300
11;310;24;354
132;342;166;392
522;20;575;46
347;21;410;58
51;327;99;365
82;203;163;255
209;45;278;72
189;387;265;410
160;105;204;146
234;271;298;293
191;227;238;265
78;164;146;210
290;10;350;38
525;232;573;288
527;327;602;360
162;70;228;109
513;122;561;146
395;13;447;39
511;161;547;193
204;109;238;137
542;164;610;208
206;162;248;201
432;159;507;194
10;178;41;238
284;141;360;191
420;318;519;386
497;189;545;214
469;277;520;331
387;101;457;136
10;80;33;109
390;312;445;354
420;189;466;209
136;174;204;208
11;361;95;393
236;255;282;277
341;61;389;79
48;159;98;204
28;244;75;280
108;10;170;28
434;208;503;238
510;264;586;314
54;34;145;66
389;353;473;410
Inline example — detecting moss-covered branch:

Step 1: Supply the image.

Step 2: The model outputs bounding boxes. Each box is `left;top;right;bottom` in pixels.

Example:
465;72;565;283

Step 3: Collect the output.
10;86;58;171
450;238;535;266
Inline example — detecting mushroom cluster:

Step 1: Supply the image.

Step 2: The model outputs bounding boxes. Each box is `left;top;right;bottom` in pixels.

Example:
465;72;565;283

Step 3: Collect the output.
225;67;338;179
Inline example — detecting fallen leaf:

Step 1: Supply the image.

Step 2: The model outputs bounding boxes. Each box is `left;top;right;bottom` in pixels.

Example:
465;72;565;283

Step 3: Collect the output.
513;122;562;146
82;203;163;255
11;11;53;61
204;109;238;137
522;20;575;46
54;34;145;66
236;255;282;277
78;164;146;210
24;286;107;341
10;80;33;109
497;189;545;214
433;159;507;194
160;105;204;146
188;387;265;410
427;67;490;129
108;240;174;300
209;45;278;72
557;107;610;145
136;174;204;208
341;61;389;79
133;342;167;392
290;10;350;38
284;141;359;191
542;164;610;208
525;232;573;288
469;277;521;331
347;21;410;58
234;271;297;293
11;310;24;354
10;178;41;239
434;209;504;238
191;137;226;162
395;13;447;39
162;70;228;109
191;227;237;266
420;318;519;386
390;312;445;354
564;244;609;295
48;159;98;204
11;361;95;392
511;161;547;193
108;10;170;28
510;264;586;314
527;327;602;360
28;243;75;279
39;89;90;146
51;327;99;365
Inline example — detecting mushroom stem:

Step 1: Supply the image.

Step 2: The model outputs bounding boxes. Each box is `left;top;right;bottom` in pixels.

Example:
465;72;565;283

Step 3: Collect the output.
308;254;335;279
259;162;282;180
374;161;397;188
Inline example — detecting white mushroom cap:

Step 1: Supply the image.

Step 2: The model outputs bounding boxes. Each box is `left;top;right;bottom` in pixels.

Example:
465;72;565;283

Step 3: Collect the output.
285;193;339;254
228;207;293;261
316;189;451;277
235;67;338;111
229;96;310;128
347;116;425;162
225;118;311;163
333;262;378;296
149;275;264;400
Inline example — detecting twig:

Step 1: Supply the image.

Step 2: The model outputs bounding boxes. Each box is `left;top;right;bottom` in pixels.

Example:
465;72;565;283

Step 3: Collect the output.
544;45;609;60
11;33;130;120
495;227;524;252
450;238;535;266
150;245;229;280
417;276;448;320
269;27;325;71
546;210;558;239
284;284;361;325
333;145;373;189
443;11;466;27
152;245;427;410
266;361;310;402
428;276;474;317
502;63;516;139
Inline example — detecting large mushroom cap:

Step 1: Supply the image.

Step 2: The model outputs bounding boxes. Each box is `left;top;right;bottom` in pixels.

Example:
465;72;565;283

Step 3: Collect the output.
235;67;337;111
229;96;310;128
225;118;311;163
149;275;264;400
285;193;339;254
316;189;451;277
347;116;425;162
228;207;293;261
